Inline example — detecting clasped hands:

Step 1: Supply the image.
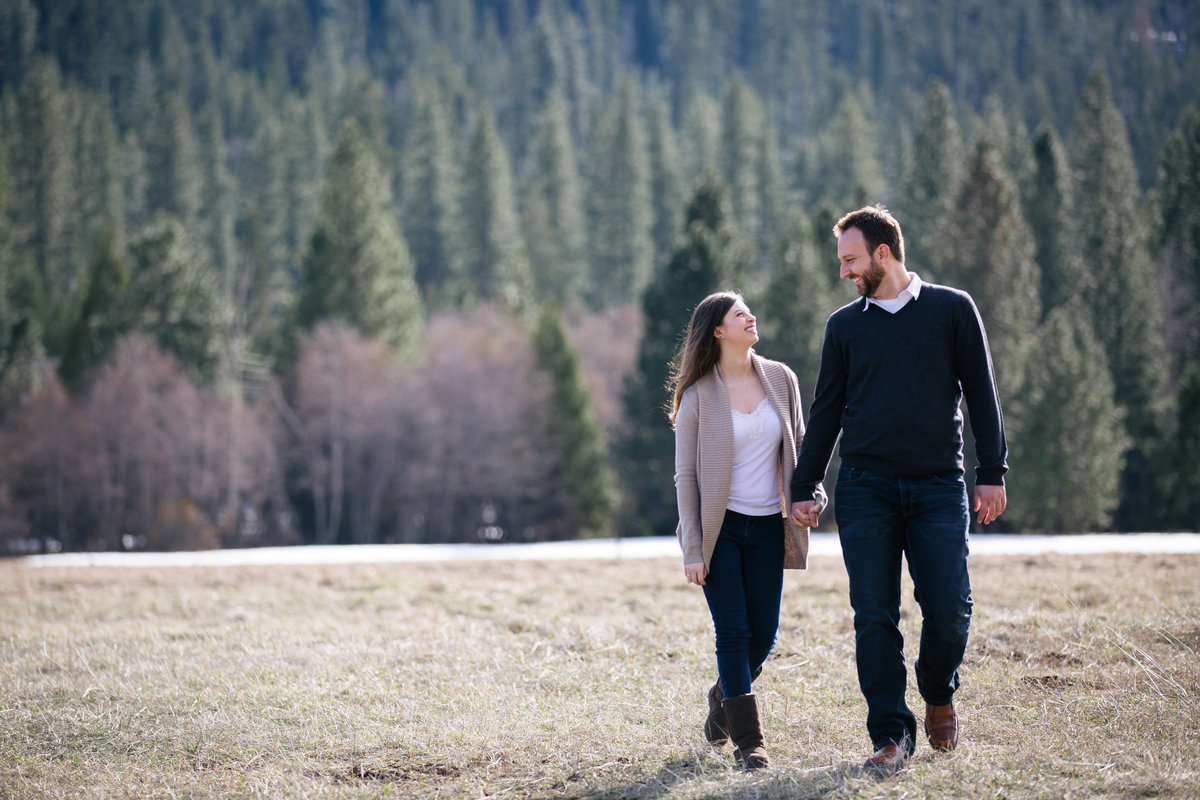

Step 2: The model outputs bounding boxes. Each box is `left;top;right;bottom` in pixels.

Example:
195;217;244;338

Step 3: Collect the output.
788;498;826;529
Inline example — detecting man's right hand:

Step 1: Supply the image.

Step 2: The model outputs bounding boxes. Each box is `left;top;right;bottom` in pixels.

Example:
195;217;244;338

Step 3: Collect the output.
790;500;823;529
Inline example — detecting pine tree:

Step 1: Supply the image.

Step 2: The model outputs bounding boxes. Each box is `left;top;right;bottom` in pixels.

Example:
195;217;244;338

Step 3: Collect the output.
558;9;592;143
234;99;301;369
719;77;765;259
814;86;884;211
127;50;157;135
120;129;149;236
124;216;230;385
1157;109;1200;529
1157;109;1200;370
902;79;963;282
0;256;45;409
754;211;838;396
509;1;567;164
297;120;423;354
586;72;652;307
1163;364;1200;530
531;303;616;537
857;0;904;94
0;128;14;330
755;121;788;273
680;91;720;186
152;2;192;97
400;81;465;302
618;177;739;536
645;89;684;270
74;95;125;255
280;92;328;272
714;75;791;271
973;95;1014;172
0;0;37;89
1006;303;1128;532
0;302;35;407
659;2;724;118
997;105;1036;211
196;98;236;297
951;138;1041;387
462;108;531;309
743;0;818;135
334;72;391;160
0;131;43;405
58;232;129;390
431;0;476;69
1072;68;1170;529
243;109;290;307
144;85;202;227
12;58;77;304
581;0;622;95
521;89;587;305
467;8;506;120
1027;123;1086;319
1;110;47;378
950;137;1041;514
229;211;293;371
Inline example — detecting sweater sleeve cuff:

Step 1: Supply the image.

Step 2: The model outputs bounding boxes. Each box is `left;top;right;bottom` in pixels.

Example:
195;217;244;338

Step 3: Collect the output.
676;522;703;564
974;466;1007;486
789;470;815;499
789;482;823;505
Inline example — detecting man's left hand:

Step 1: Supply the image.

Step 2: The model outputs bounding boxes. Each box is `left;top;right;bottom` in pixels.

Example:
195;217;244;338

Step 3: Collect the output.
974;484;1006;525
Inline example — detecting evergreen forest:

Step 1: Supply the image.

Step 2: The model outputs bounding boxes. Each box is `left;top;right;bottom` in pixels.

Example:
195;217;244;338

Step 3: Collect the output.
1;0;1198;552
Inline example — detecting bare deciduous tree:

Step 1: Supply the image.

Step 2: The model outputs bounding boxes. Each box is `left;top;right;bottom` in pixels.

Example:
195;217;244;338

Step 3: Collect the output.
278;323;405;545
401;309;549;542
3;337;284;552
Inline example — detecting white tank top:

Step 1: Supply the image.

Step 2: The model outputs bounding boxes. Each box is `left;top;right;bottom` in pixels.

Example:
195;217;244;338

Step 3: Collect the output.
727;397;784;516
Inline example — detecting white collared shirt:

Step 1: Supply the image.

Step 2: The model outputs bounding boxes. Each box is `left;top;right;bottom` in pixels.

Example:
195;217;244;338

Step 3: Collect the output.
865;272;923;314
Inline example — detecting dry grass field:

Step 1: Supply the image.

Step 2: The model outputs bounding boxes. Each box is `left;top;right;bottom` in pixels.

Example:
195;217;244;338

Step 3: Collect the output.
2;550;1199;799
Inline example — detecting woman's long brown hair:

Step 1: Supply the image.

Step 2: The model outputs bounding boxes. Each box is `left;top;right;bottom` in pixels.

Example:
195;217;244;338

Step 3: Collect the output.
667;291;742;428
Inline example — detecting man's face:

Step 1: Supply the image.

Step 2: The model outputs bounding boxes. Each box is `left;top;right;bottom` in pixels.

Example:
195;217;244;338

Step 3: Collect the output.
837;227;885;298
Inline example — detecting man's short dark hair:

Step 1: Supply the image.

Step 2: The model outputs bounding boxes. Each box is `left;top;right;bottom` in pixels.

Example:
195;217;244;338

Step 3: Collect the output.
834;204;905;264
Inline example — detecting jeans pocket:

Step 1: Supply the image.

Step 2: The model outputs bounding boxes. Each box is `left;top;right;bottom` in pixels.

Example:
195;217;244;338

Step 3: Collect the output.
928;470;966;488
838;465;869;484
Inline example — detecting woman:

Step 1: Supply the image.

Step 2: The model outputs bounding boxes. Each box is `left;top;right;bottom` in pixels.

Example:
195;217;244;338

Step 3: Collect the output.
671;291;825;769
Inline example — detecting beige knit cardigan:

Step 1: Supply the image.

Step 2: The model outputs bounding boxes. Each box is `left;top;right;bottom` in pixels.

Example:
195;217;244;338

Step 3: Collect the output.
674;354;825;571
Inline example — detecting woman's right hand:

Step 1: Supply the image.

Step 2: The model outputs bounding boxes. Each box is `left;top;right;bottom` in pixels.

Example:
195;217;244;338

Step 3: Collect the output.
684;561;707;586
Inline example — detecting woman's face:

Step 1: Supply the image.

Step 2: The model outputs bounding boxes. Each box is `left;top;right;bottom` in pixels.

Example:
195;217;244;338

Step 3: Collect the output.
714;299;758;349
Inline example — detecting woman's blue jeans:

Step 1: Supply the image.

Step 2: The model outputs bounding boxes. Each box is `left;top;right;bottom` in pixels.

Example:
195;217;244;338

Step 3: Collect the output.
834;466;973;753
702;509;785;698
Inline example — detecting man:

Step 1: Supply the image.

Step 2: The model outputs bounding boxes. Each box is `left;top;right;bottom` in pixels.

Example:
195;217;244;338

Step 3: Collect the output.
789;205;1007;774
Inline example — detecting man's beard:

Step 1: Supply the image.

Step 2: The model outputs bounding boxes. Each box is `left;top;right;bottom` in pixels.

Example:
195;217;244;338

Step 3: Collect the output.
858;255;886;297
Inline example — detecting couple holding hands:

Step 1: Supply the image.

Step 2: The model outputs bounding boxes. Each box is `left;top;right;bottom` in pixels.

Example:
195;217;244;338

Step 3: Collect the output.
673;205;1008;773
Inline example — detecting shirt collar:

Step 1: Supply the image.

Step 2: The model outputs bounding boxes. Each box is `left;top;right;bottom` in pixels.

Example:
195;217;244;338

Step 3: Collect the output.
863;272;923;311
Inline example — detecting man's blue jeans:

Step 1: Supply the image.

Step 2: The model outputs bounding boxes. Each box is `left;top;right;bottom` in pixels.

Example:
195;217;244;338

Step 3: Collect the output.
834;465;973;753
702;509;785;698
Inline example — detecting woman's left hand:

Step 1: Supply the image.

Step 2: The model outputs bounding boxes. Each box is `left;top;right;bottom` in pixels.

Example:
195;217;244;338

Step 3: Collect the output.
684;561;707;586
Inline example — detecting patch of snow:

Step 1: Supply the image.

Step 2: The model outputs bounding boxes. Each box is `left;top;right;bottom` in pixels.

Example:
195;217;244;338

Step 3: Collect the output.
16;532;1200;568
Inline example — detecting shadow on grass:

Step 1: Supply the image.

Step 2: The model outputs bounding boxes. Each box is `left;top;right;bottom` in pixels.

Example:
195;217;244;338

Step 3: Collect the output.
324;753;897;799
532;758;878;800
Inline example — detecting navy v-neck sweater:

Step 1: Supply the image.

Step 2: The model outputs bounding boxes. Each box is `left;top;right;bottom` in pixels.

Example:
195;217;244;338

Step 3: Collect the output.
790;282;1008;502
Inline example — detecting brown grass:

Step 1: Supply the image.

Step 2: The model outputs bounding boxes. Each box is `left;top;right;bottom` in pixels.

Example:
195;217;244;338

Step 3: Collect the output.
2;551;1198;799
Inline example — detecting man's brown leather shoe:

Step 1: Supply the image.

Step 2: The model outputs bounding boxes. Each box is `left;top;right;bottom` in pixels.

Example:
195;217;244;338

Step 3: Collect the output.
864;743;909;775
925;701;958;751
